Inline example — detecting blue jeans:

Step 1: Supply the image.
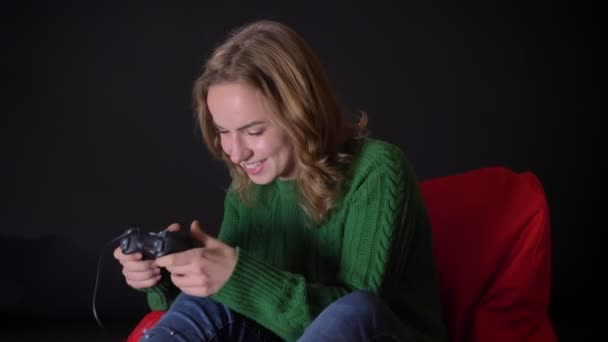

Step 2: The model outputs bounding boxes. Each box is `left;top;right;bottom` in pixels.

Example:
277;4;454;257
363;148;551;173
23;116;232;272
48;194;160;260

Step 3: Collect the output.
297;291;415;342
140;291;415;341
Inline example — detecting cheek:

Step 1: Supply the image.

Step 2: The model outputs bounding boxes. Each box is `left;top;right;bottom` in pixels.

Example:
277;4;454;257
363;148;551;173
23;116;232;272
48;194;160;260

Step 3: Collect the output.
254;136;280;156
250;128;293;158
219;135;230;154
281;143;295;164
271;133;293;160
248;139;266;156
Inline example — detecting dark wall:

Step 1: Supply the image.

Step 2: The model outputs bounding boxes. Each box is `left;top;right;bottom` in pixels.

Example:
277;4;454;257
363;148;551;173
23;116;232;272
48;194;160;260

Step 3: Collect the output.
1;0;599;337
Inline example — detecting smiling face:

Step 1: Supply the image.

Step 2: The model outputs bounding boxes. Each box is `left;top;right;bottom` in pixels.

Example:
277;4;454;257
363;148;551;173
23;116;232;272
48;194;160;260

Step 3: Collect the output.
207;81;297;184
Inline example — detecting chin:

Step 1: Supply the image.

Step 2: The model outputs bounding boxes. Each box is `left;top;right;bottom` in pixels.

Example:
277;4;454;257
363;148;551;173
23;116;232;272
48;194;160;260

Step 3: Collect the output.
248;174;276;185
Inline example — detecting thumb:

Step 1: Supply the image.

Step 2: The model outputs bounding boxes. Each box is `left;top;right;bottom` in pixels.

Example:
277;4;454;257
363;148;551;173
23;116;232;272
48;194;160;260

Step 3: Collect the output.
165;223;181;232
190;220;214;246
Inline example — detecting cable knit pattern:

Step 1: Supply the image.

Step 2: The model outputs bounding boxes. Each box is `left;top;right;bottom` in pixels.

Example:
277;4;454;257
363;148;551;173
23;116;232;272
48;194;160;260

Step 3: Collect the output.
351;143;408;292
145;138;447;342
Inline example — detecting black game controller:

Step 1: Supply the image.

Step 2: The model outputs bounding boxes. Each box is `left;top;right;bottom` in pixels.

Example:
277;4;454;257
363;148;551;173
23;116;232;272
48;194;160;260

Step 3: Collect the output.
119;226;202;259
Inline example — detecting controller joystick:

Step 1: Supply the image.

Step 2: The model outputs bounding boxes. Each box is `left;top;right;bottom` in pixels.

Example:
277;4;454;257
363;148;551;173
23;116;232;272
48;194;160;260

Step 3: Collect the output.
119;226;202;259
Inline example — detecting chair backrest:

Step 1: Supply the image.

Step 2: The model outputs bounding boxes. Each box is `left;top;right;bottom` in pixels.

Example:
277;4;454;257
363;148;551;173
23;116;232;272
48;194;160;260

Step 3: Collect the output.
419;166;557;342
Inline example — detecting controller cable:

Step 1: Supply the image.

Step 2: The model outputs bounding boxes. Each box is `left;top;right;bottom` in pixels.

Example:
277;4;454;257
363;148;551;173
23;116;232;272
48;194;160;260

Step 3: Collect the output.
92;228;135;330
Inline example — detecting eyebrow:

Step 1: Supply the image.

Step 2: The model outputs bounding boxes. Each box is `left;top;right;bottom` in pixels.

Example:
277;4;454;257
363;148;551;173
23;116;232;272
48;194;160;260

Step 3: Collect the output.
214;120;267;132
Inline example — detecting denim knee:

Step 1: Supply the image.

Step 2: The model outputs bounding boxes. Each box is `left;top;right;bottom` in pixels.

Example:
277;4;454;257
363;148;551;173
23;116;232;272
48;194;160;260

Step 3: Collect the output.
141;293;284;342
298;291;415;342
338;290;386;316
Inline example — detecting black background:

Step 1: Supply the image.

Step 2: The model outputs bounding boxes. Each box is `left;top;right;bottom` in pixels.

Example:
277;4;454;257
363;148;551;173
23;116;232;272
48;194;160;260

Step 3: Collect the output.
1;0;601;340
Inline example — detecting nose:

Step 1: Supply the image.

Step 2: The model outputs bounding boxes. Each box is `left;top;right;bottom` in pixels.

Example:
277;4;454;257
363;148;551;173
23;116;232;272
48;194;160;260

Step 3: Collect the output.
229;135;251;164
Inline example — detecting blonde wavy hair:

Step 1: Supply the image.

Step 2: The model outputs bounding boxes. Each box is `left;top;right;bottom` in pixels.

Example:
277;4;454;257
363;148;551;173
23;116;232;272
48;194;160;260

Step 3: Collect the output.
193;20;367;224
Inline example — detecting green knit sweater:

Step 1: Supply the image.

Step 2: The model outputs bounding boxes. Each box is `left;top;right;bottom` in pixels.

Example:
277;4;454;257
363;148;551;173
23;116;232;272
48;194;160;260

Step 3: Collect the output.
145;138;447;342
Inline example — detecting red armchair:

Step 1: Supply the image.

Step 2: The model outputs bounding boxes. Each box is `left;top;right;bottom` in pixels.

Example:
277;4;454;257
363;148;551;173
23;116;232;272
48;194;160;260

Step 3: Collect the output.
419;166;556;342
126;166;557;342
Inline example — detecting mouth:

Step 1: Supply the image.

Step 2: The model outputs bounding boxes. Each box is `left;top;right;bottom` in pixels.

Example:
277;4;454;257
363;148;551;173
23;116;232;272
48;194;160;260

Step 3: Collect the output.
242;158;267;175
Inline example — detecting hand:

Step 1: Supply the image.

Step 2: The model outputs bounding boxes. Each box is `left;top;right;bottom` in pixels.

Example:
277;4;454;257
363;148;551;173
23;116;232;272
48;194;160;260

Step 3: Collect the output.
155;220;237;297
113;223;180;289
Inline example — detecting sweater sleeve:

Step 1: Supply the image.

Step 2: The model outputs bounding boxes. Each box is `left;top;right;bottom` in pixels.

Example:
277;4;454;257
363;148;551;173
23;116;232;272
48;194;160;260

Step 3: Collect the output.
211;146;415;341
337;145;414;293
138;273;180;311
215;190;241;246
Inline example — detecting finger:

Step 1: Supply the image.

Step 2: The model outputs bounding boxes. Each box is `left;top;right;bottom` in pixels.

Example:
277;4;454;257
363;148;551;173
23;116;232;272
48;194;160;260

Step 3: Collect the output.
123;260;157;272
170;273;208;288
113;247;123;260
165;223;180;232
165;264;201;276
124;267;161;281
114;247;142;261
191;220;214;246
155;248;203;268
127;275;162;289
155;253;173;268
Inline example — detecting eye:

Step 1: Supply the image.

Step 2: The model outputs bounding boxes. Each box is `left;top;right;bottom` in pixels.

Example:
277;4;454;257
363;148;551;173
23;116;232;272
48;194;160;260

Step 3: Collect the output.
247;130;263;136
217;129;229;135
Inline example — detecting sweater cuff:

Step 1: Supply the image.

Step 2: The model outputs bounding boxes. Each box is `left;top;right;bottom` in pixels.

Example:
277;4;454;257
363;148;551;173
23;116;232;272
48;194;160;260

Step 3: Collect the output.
138;274;179;311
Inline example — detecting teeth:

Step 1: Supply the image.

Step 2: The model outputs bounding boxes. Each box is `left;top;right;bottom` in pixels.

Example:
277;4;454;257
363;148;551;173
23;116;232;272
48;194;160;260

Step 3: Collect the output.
244;160;264;169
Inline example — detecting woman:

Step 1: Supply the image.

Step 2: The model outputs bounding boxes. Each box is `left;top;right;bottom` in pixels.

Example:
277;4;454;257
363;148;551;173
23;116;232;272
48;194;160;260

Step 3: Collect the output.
114;19;447;342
